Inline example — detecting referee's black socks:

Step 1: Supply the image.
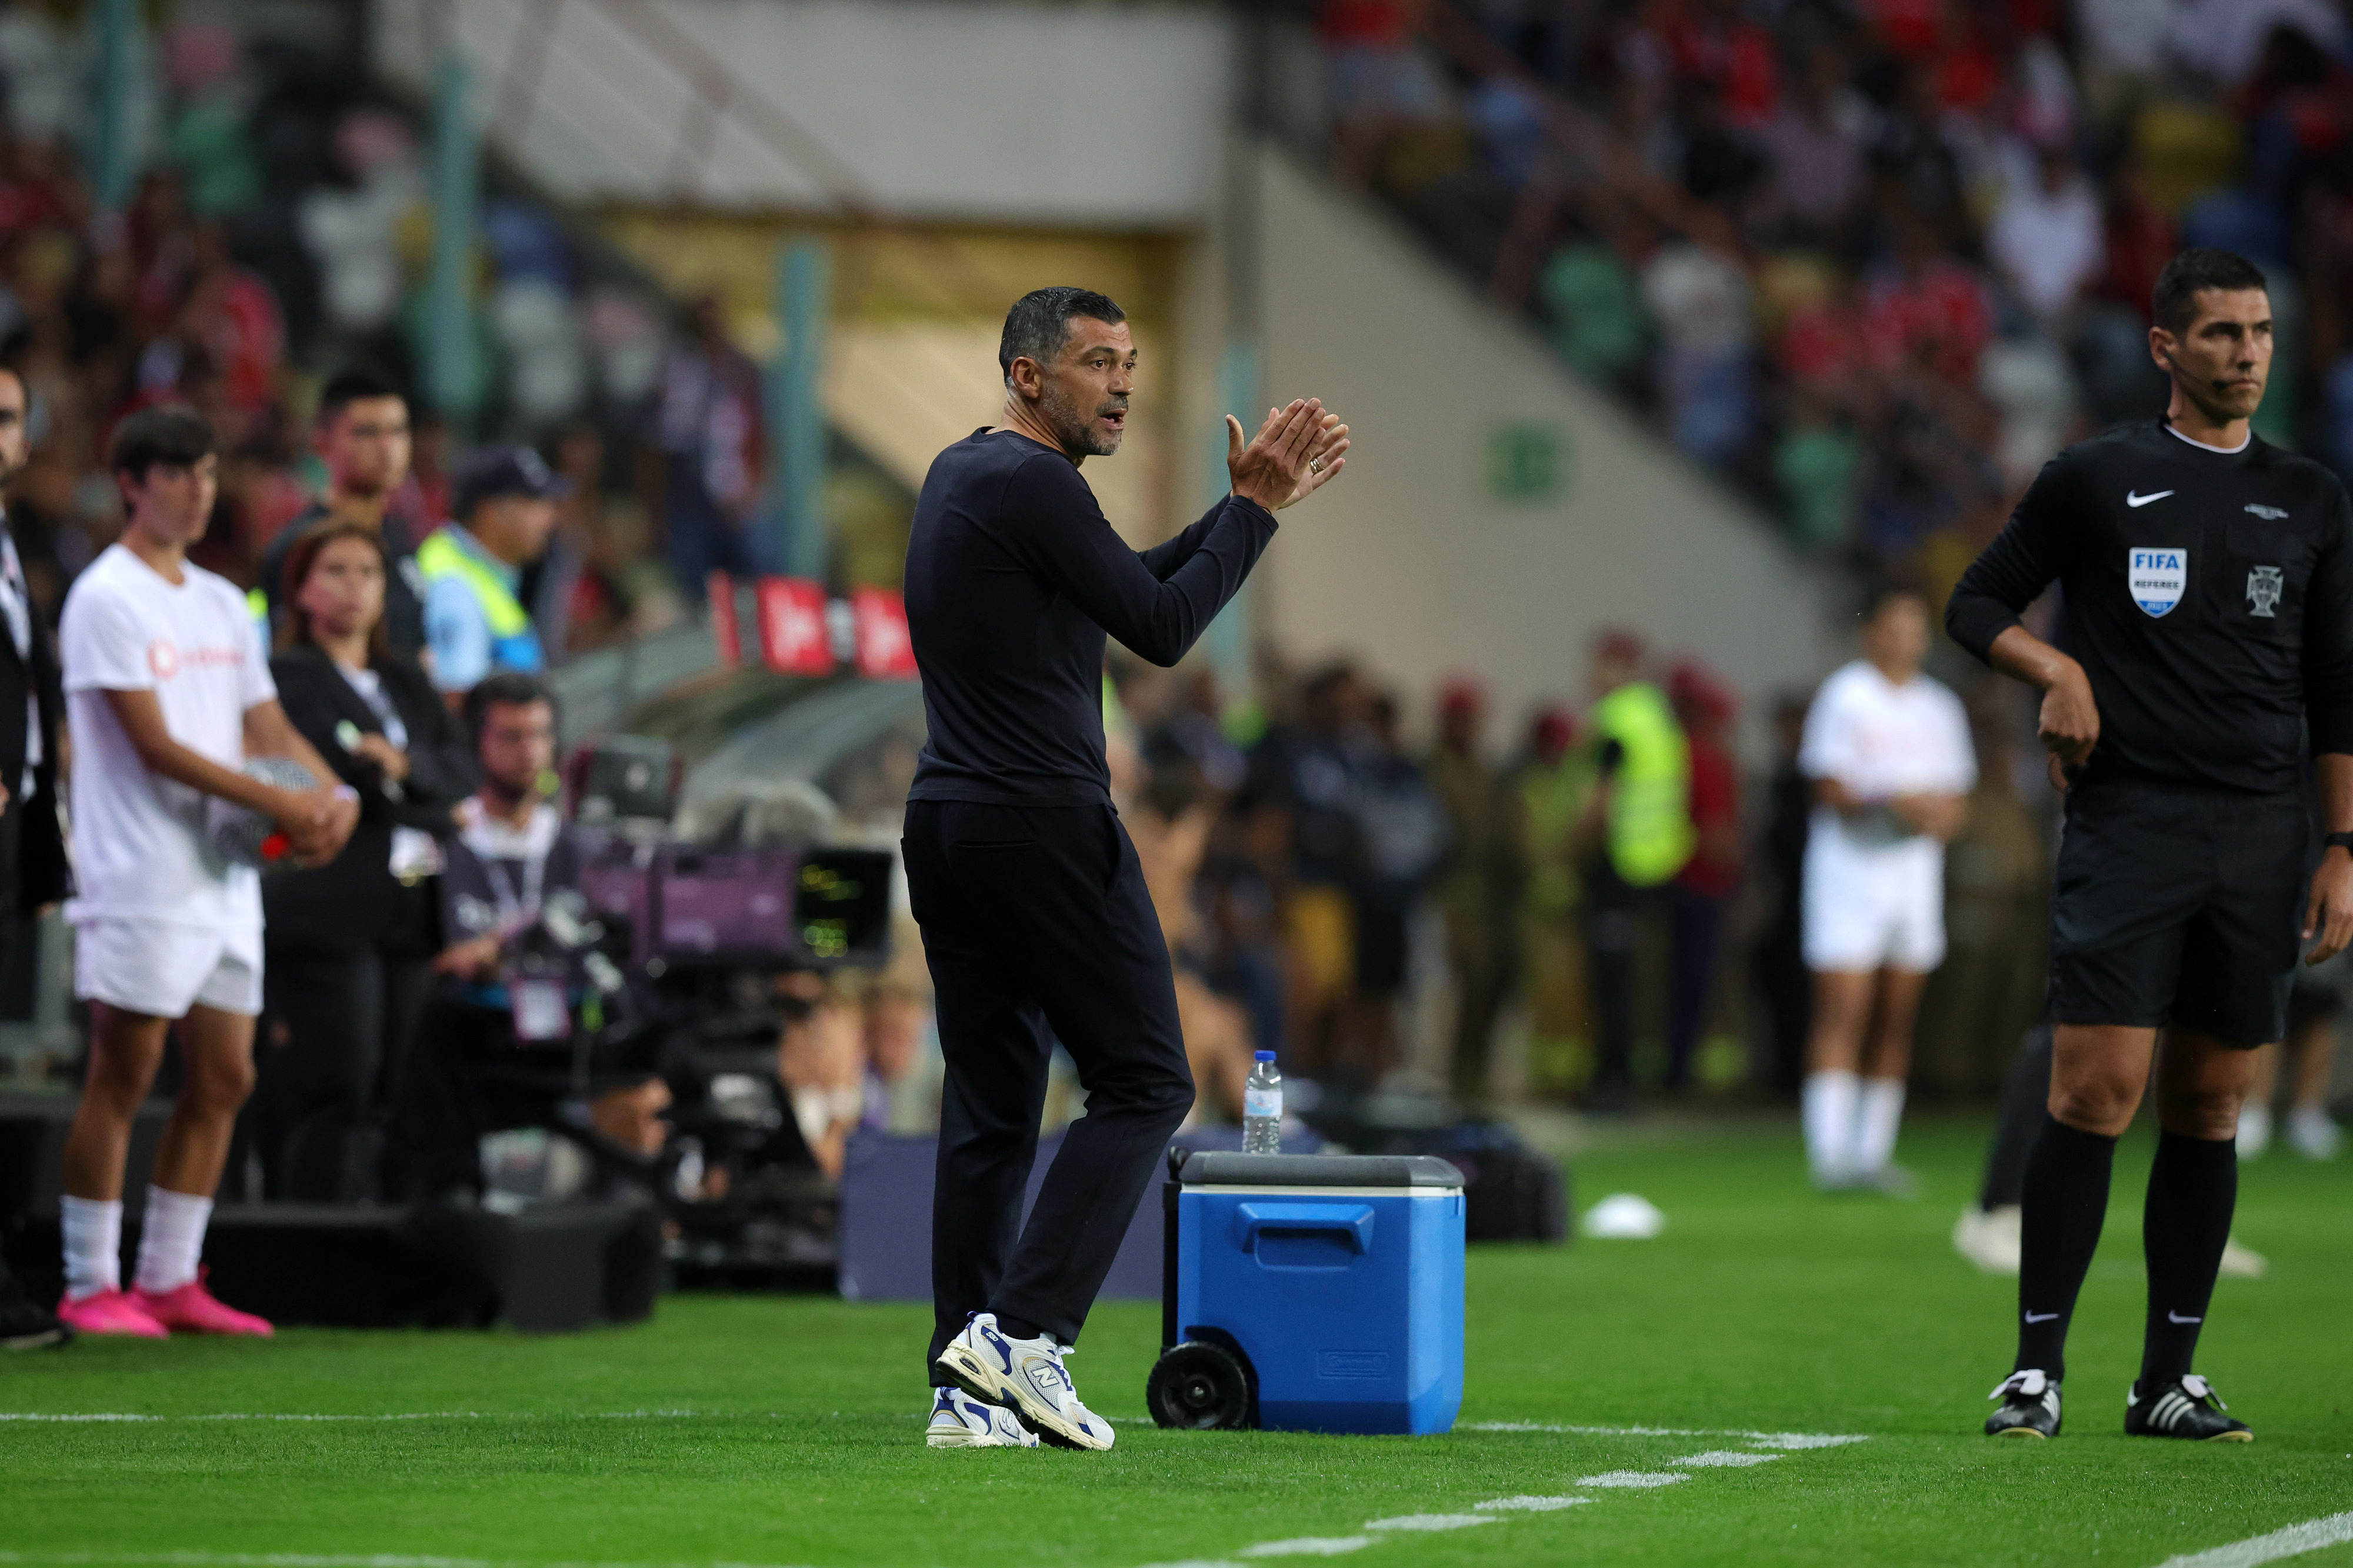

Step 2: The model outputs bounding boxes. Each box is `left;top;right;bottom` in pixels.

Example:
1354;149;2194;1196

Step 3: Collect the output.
2139;1129;2236;1384
2015;1115;2117;1379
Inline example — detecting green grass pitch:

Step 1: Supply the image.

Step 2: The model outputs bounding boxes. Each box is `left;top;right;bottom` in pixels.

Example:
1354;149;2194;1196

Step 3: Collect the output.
4;1117;2349;1566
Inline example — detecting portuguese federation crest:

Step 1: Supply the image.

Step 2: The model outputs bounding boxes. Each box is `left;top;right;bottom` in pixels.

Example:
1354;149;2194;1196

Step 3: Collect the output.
2247;565;2284;619
2128;547;2187;617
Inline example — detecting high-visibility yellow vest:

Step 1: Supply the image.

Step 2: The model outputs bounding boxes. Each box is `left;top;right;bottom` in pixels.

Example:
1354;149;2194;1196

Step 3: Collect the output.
416;529;544;673
1591;680;1693;887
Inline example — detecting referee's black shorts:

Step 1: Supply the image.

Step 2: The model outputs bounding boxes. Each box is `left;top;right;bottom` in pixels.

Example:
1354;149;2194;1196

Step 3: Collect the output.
2049;780;2311;1046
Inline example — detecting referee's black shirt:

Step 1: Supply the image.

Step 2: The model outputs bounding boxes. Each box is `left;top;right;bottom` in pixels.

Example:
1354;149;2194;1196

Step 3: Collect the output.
904;429;1276;806
1947;419;2353;794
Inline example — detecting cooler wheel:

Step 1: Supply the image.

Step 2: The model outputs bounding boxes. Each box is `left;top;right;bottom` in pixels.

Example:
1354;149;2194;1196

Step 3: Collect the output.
1147;1339;1255;1430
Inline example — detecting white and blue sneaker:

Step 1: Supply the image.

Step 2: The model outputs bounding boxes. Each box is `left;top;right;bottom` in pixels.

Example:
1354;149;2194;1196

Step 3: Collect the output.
925;1385;1039;1449
934;1312;1115;1452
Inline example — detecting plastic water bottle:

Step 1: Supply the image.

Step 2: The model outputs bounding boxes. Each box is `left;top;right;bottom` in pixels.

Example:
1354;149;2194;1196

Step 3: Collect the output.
1243;1050;1282;1154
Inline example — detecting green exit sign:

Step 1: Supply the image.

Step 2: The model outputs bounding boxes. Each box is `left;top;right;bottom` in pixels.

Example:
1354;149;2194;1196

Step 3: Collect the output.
1485;422;1567;502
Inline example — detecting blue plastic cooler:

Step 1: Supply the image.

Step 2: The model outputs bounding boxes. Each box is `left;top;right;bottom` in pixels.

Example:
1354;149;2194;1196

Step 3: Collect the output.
1150;1150;1465;1435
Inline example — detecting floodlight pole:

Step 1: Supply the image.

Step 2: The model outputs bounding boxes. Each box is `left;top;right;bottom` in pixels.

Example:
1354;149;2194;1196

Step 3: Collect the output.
1203;7;1269;714
425;48;484;433
771;238;831;582
90;0;139;213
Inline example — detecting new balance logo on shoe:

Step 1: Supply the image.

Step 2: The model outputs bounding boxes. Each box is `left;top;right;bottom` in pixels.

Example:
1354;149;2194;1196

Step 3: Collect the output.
934;1313;1115;1453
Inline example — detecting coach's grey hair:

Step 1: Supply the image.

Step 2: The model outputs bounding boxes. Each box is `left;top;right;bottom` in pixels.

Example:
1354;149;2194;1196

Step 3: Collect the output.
999;286;1127;391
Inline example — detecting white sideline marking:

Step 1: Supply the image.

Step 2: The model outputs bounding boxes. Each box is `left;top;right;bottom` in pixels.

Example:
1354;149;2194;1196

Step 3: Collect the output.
1237;1540;1375;1557
1473;1497;1592;1513
1576;1471;1689;1489
1746;1432;1868;1450
2154;1513;2353;1568
1362;1516;1500;1533
1674;1450;1784;1467
1468;1421;1868;1448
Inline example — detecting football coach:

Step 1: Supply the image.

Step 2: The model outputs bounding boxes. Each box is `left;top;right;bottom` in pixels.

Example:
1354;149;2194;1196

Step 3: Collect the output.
904;286;1347;1452
1951;248;2353;1443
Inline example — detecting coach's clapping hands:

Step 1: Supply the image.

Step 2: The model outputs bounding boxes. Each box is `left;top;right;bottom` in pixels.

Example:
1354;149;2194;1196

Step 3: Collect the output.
1227;398;1349;512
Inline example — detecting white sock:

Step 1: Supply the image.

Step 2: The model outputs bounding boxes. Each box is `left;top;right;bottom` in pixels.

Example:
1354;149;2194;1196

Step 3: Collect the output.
1802;1070;1860;1181
133;1186;214;1295
60;1195;123;1300
1854;1077;1907;1174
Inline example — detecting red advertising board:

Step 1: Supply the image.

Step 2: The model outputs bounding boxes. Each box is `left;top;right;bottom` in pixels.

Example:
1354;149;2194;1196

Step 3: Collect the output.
851;588;918;679
756;576;835;676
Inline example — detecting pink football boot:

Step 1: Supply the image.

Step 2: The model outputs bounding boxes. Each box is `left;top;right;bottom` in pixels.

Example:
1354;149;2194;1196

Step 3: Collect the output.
132;1270;274;1337
55;1287;168;1339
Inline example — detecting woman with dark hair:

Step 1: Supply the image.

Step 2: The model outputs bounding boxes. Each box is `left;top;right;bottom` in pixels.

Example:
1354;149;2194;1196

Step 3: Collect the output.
249;520;475;1199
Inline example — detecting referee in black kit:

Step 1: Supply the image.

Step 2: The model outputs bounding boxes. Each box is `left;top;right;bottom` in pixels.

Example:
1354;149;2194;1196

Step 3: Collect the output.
1951;249;2353;1443
905;287;1348;1452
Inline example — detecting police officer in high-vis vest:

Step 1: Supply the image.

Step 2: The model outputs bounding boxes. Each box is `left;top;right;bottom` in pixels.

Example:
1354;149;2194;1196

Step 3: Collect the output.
1578;627;1694;1109
421;446;561;708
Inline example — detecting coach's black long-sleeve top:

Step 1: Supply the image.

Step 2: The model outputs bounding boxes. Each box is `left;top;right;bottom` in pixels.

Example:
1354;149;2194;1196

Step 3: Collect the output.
1947;419;2353;794
905;428;1277;805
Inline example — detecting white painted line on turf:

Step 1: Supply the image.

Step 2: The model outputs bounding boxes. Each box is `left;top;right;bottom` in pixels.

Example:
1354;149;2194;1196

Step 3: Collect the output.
1237;1539;1375;1557
2153;1512;2353;1568
1467;1420;1869;1448
1131;1422;1861;1568
1575;1471;1689;1489
1745;1432;1868;1450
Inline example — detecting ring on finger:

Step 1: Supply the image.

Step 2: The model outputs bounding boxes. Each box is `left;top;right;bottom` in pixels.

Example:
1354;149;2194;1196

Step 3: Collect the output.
1310;457;1324;473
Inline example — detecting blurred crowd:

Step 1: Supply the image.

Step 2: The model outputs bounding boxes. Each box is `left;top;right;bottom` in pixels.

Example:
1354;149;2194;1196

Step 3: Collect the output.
1096;622;2051;1122
1292;0;2353;585
0;3;758;655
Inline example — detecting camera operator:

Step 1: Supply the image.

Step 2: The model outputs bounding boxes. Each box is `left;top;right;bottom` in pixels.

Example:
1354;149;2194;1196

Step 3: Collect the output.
386;672;588;1199
250;520;477;1200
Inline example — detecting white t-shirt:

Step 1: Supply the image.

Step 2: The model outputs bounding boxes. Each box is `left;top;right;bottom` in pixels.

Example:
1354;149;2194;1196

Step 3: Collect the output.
60;543;277;930
1799;660;1977;858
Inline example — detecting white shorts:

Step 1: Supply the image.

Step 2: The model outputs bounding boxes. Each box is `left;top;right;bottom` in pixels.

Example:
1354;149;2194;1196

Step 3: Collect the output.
72;918;264;1018
1802;836;1945;974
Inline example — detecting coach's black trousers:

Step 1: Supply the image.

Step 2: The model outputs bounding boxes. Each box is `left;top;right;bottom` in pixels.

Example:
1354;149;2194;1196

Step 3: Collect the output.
904;800;1195;1383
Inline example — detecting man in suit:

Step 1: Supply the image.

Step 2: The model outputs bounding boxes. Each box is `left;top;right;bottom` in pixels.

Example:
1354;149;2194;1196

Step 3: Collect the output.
0;364;74;1349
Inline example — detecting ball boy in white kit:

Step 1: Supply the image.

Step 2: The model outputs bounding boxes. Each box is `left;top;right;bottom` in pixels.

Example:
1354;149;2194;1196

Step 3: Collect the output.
1798;585;1975;1191
53;406;356;1339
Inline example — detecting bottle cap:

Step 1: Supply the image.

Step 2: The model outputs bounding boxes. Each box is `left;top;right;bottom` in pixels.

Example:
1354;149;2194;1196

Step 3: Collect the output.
1254;1050;1276;1062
